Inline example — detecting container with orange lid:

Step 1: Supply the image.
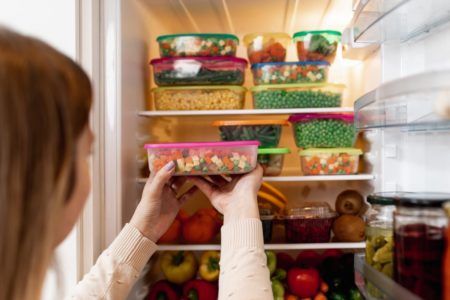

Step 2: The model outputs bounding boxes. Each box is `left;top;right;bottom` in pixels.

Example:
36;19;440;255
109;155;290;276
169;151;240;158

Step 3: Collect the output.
212;119;288;148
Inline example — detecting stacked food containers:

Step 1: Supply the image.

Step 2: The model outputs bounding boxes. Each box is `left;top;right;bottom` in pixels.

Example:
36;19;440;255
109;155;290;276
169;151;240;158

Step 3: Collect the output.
151;33;247;110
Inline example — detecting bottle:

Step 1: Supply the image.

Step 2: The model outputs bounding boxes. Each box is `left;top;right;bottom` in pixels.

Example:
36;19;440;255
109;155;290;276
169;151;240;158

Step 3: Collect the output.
393;192;450;300
443;202;450;300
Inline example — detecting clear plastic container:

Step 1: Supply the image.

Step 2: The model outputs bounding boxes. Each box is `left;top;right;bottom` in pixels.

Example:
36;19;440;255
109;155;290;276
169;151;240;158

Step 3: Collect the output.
153;86;246;110
145;141;259;176
251;61;330;85
288;113;355;148
393;192;450;300
157;33;239;57
212;120;288;148
150;56;247;86
293;30;341;63
243;32;291;64
299;148;362;176
365;194;396;298
251;83;344;109
257;148;290;176
260;208;274;243
285;202;337;243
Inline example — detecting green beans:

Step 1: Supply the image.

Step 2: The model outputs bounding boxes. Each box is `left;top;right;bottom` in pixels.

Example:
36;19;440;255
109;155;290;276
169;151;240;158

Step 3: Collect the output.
292;119;355;148
253;90;341;109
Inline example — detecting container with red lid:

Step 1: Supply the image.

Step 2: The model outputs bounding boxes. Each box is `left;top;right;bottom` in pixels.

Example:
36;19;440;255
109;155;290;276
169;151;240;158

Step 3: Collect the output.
150;56;247;86
285;202;337;243
145;141;259;176
288;113;356;148
212;119;288;148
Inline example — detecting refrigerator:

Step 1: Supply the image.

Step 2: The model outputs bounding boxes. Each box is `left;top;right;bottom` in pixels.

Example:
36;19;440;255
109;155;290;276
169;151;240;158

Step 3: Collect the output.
76;0;450;299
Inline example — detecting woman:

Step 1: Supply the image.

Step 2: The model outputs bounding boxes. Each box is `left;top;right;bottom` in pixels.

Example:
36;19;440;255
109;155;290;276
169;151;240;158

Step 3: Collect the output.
0;27;271;300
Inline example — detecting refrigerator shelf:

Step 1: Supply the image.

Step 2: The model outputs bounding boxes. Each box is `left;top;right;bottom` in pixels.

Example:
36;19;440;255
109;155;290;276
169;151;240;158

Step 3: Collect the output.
157;242;366;251
137;175;374;184
138;107;353;117
354;70;450;131
354;253;422;300
348;0;450;45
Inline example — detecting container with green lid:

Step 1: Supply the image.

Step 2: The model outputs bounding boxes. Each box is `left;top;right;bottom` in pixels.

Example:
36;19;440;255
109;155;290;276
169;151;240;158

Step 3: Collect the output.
365;193;396;296
298;148;362;175
251;83;344;109
152;85;246;111
293;30;341;63
257;147;291;176
157;33;239;58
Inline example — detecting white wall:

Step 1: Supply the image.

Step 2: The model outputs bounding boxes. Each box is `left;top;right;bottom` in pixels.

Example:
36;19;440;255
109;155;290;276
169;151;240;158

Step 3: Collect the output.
0;0;78;298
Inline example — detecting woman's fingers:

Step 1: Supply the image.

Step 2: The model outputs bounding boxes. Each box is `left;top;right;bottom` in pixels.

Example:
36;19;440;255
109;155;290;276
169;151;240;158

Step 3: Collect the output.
187;176;216;198
177;185;198;206
147;161;176;197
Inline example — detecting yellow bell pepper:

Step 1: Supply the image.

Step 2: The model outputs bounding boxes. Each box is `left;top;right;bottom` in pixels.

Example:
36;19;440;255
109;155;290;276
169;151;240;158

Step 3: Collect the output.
160;251;198;284
198;251;220;282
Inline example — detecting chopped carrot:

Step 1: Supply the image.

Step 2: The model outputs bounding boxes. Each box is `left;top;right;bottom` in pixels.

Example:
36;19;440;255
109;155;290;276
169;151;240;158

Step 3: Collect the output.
313;292;327;300
320;281;329;293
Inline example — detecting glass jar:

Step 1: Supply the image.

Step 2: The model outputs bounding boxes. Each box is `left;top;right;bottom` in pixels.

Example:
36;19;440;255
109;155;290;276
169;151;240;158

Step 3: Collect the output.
259;208;274;243
365;193;395;298
443;202;450;300
393;192;450;300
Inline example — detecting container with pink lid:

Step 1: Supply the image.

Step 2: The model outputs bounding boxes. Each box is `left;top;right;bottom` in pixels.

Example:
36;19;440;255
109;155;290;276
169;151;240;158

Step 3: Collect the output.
288;113;355;148
145;141;259;175
150;56;248;86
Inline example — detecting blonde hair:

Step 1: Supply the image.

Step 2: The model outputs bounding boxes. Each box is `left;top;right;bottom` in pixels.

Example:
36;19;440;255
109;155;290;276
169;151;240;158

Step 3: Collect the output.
0;28;92;300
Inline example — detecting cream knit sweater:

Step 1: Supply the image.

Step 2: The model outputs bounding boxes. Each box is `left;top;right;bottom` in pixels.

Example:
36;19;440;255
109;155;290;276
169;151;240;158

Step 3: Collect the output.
67;219;272;300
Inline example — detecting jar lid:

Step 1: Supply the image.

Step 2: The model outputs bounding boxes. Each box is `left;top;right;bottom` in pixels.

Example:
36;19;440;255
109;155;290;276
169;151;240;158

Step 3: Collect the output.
259;208;274;220
212;120;288;127
286;202;337;219
367;193;395;206
378;192;450;208
444;202;450;217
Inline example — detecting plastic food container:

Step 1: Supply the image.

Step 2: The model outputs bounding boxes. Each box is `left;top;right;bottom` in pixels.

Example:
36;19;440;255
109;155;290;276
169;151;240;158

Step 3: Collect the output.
299;148;362;176
153;86;246;110
251;61;330;85
157;34;239;57
243;32;290;64
257;148;290;176
150;57;247;86
285;202;337;243
288;113;355;148
212;120;288;148
260;208;274;243
251;83;344;109
293;30;341;63
145;141;259;176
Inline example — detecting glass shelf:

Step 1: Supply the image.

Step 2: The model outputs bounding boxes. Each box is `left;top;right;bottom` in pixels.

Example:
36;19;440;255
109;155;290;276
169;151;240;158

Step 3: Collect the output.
351;0;450;44
354;253;422;300
354;70;450;131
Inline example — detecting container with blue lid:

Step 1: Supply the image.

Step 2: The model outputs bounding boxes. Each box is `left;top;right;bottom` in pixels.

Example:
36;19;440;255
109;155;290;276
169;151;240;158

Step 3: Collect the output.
251;61;330;85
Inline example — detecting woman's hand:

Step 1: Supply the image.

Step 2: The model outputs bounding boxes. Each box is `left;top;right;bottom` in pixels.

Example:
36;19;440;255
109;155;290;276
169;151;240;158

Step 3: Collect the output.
188;165;263;224
130;161;197;242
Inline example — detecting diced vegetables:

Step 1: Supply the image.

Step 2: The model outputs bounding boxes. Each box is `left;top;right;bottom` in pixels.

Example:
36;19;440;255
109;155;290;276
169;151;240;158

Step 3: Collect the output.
257;148;290;176
299;148;362;176
251;84;344;109
157;34;238;57
289;113;355;148
153;86;245;110
213;120;288;148
243;33;290;64
293;30;341;63
252;61;329;85
150;57;247;86
145;141;259;175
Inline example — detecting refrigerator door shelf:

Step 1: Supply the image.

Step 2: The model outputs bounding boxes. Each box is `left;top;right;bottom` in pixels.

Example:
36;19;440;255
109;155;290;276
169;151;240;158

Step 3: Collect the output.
354;70;450;131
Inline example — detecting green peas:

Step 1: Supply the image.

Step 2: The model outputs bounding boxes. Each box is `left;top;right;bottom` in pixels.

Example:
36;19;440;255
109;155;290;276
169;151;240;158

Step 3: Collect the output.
292;119;355;148
253;89;342;109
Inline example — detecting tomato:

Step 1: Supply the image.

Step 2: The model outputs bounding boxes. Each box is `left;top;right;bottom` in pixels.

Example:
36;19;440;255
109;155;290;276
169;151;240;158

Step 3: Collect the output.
296;250;321;268
287;268;320;298
321;249;343;260
277;252;295;270
158;219;181;244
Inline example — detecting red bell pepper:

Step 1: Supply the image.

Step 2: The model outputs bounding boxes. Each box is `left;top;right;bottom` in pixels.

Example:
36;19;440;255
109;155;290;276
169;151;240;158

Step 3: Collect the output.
147;280;179;300
183;279;218;300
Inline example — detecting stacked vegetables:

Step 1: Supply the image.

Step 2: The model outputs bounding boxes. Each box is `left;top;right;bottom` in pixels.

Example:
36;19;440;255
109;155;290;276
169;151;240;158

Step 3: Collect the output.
152;33;248;111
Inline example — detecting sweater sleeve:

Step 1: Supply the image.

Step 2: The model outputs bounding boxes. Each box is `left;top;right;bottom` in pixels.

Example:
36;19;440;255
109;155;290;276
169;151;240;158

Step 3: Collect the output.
66;223;157;300
219;218;273;300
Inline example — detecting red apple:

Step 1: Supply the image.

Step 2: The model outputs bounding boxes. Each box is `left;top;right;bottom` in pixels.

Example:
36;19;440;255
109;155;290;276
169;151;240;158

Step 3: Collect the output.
287;268;320;298
277;252;295;270
296;250;321;268
321;249;343;259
